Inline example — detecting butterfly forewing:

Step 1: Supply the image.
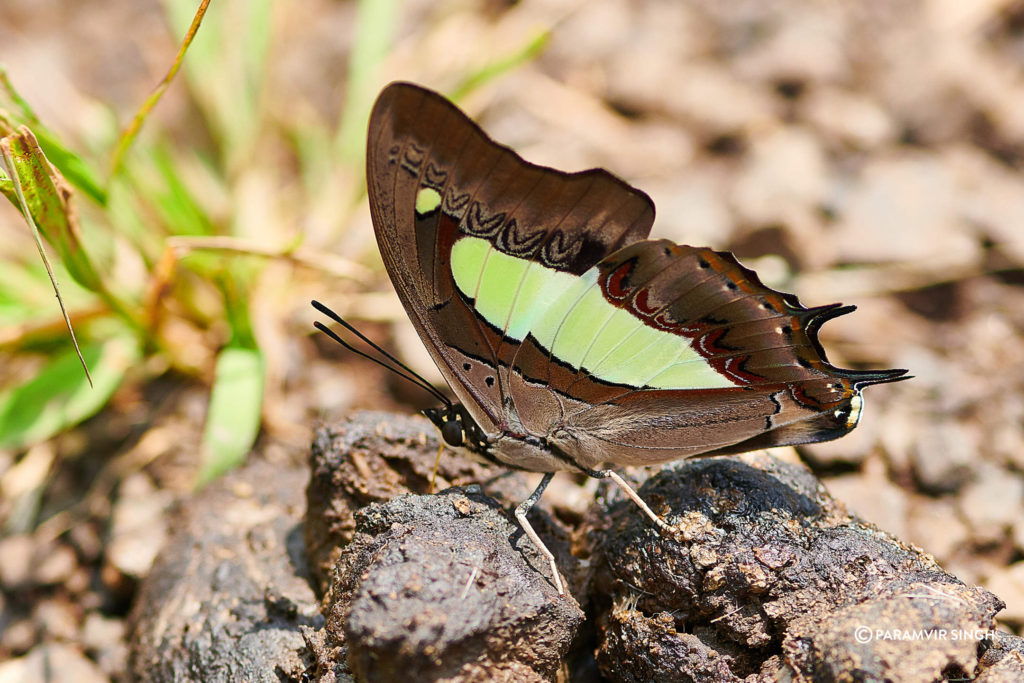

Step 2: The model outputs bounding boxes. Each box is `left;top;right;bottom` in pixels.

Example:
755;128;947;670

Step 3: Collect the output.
367;83;656;436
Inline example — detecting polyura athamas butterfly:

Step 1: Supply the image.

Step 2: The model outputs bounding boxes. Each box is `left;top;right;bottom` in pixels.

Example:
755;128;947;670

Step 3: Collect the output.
315;82;907;595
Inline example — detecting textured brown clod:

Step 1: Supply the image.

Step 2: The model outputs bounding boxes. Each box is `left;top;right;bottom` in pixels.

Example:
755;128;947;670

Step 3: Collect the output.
128;413;1024;682
306;412;585;681
305;411;504;593
304;411;582;596
126;458;317;682
322;489;584;682
591;451;1013;682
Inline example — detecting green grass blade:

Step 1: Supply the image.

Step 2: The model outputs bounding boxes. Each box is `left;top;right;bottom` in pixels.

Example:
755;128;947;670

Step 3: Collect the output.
335;0;399;164
0;127;103;292
161;0;272;171
0;336;139;449
0;64;40;124
2;68;107;205
449;28;550;102
33;127;107;206
0;259;58;325
150;144;217;237
196;346;265;486
2;135;93;384
0;257;93;328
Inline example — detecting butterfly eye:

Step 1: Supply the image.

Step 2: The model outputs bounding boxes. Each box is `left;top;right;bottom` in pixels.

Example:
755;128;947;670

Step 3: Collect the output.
441;419;464;447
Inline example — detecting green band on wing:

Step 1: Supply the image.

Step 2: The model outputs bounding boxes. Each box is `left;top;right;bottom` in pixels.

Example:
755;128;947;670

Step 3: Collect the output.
450;236;734;390
451;236;575;341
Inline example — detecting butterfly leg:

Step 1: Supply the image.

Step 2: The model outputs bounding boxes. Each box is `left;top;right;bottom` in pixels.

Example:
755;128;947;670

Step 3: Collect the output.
514;472;564;595
586;468;673;534
429;440;444;494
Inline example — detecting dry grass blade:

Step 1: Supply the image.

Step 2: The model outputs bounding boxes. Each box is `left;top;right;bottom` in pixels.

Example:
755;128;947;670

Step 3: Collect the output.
164;235;372;280
108;0;212;178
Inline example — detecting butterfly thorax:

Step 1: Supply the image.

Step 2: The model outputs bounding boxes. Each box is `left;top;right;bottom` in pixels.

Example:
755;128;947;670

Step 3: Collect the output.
423;402;579;473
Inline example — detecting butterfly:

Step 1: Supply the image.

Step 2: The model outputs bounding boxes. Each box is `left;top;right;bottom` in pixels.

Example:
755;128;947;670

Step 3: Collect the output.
316;82;906;595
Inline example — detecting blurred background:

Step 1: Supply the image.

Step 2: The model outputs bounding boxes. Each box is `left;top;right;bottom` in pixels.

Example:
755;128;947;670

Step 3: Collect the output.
2;0;1024;678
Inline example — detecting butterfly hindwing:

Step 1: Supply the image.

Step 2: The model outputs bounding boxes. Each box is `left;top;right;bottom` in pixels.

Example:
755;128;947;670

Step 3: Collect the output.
520;240;906;468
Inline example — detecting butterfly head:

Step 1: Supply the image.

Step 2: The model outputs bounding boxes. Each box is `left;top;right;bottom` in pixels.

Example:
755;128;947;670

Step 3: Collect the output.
424;404;466;447
423;402;491;457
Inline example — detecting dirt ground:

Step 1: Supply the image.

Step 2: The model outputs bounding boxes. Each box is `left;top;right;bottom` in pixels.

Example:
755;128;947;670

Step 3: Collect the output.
2;0;1024;680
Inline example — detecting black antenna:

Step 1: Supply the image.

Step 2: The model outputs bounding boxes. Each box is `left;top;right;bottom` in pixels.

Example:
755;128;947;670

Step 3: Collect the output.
311;300;452;406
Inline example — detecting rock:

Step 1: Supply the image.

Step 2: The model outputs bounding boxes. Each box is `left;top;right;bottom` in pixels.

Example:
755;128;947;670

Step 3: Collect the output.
910;422;976;494
0;534;35;588
127;458;316;682
799;418;875;468
730;124;828;228
948;146;1024;265
0;643;108;683
81;612;127;678
304;411;510;593
824;464;909;540
795;586;1003;683
1012;520;1024;556
958;465;1024;545
34;542;77;586
977;631;1024;682
323;489;585;682
597;606;748;682
34;598;78;642
985;562;1024;625
732;4;847;85
106;473;171;579
989;396;1024;472
977;650;1024;682
645;173;734;248
591;451;1003;681
803;87;896;149
830;153;978;267
655;62;779;134
906;497;969;563
1;533;95;597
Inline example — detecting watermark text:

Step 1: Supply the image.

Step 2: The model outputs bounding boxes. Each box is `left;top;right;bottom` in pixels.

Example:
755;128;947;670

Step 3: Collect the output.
854;626;999;644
